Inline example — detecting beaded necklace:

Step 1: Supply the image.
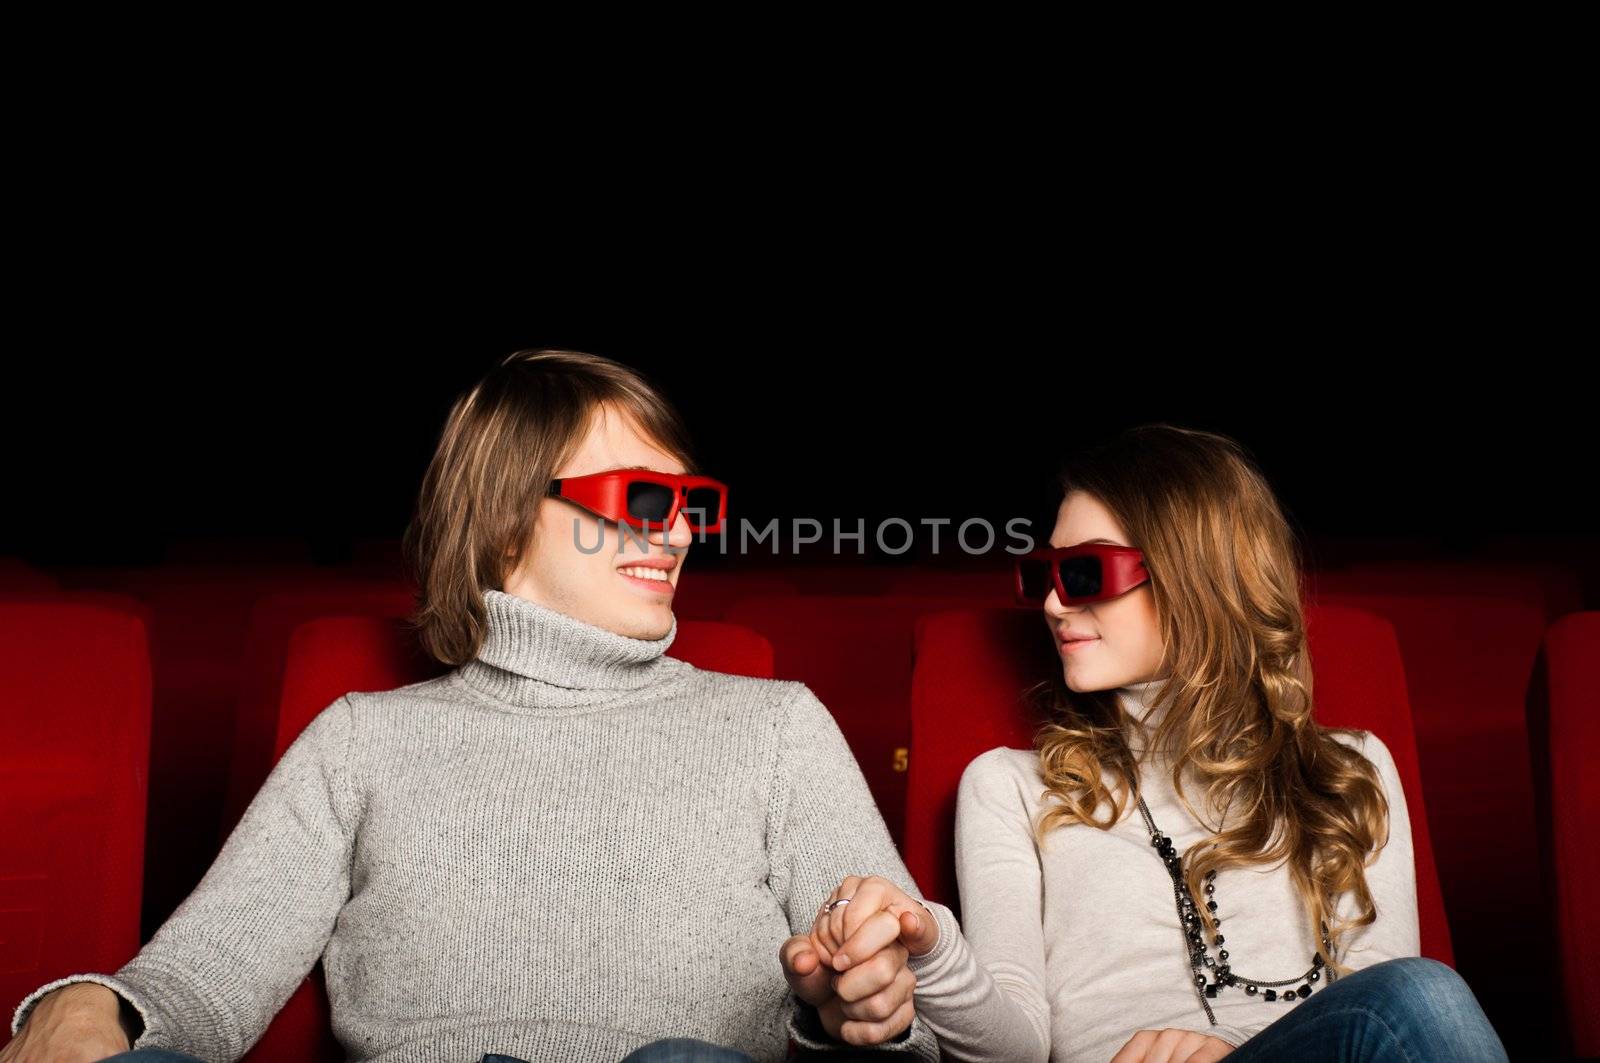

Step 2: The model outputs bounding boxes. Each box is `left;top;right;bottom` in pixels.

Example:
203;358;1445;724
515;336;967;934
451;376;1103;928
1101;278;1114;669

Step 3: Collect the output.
1122;680;1339;1026
1135;791;1337;1025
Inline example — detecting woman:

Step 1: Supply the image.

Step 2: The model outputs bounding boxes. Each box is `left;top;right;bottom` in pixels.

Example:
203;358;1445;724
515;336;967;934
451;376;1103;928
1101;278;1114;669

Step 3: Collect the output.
804;424;1509;1062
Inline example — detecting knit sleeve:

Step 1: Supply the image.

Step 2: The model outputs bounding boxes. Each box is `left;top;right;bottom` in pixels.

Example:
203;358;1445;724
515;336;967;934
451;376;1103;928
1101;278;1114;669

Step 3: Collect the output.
899;747;1052;1063
1336;730;1422;967
765;682;941;1061
9;694;362;1061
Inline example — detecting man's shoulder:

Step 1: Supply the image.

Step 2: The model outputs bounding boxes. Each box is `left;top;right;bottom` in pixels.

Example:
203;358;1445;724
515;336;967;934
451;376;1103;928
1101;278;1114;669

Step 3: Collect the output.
342;674;460;718
685;667;804;702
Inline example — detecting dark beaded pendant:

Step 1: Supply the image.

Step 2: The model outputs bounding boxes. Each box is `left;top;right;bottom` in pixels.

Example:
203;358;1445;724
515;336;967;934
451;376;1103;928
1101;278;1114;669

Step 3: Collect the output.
1137;792;1340;1029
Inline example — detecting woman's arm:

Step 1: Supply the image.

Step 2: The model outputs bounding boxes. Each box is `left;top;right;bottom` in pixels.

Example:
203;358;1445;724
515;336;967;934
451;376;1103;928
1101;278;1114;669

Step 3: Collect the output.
905;748;1052;1063
8;695;363;1060
1336;731;1423;967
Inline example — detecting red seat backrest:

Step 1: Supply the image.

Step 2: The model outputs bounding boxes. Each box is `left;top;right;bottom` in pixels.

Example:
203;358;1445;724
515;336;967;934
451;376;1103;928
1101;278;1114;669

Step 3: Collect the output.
1313;561;1583;622
226;584;419;840
1307;589;1552;1054
1537;611;1600;1058
723;594;993;848
0;593;152;1035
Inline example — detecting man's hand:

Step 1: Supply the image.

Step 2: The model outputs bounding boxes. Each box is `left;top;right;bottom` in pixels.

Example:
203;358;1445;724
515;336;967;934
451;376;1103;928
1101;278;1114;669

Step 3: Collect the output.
1108;1027;1236;1063
788;874;941;1047
780;932;837;1009
0;983;133;1062
782;929;918;1047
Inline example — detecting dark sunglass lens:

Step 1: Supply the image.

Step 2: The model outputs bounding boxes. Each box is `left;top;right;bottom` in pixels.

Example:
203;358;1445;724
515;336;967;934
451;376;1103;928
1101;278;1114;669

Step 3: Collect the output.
626;482;675;523
1060;556;1103;598
1017;558;1051;601
684;487;722;527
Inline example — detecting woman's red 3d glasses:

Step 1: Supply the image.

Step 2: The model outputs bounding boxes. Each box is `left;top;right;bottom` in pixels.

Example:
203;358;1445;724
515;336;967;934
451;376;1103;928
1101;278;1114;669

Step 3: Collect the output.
546;470;729;534
1015;543;1150;605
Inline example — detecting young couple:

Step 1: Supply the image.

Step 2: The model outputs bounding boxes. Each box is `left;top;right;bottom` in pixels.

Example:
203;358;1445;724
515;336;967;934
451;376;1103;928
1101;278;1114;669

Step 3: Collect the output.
4;350;1508;1063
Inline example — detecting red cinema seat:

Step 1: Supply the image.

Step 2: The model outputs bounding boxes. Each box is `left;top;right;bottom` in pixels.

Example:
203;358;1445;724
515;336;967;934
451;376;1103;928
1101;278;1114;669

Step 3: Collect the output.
46;562;372;940
241;612;774;1063
904;604;1455;967
723;594;990;849
0;559;59;591
1536;611;1600;1059
664;569;798;620
735;562;900;597
0;594;152;1044
1305;589;1553;1054
223;583;420;841
879;563;1018;604
1313;561;1584;623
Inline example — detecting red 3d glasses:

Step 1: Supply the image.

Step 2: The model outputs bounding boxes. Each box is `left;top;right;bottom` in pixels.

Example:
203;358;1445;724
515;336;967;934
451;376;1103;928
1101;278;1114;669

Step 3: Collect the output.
546;470;728;534
1015;543;1150;605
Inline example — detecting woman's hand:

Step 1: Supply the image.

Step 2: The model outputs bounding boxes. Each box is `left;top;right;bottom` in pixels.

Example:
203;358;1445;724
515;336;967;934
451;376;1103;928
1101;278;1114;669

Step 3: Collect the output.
1108;1027;1236;1062
809;873;940;970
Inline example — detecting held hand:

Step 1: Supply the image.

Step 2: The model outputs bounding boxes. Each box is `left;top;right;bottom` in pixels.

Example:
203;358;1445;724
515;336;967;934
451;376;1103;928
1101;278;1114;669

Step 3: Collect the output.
779;932;838;1009
809;873;940;971
1108;1027;1236;1063
0;983;132;1063
799;874;940;1046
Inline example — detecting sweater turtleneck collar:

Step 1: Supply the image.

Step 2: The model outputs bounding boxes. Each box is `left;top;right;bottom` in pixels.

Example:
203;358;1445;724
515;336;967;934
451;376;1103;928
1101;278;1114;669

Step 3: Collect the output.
454;588;686;713
1117;676;1173;755
1119;674;1233;827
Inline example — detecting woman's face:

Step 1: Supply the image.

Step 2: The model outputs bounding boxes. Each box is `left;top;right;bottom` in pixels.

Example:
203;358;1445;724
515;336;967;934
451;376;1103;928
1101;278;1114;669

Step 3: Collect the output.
1044;490;1166;691
503;402;693;639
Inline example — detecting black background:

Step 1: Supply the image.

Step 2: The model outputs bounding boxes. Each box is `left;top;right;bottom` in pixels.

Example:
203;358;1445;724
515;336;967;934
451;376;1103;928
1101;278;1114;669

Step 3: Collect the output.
4;149;1593;572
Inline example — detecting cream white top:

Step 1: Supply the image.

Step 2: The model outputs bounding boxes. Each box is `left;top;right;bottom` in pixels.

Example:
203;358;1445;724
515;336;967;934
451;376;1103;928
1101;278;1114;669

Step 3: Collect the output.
906;678;1421;1063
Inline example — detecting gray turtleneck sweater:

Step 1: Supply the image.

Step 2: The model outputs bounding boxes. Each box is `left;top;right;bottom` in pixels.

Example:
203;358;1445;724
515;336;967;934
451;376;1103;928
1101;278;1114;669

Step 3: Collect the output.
906;678;1420;1063
9;589;942;1063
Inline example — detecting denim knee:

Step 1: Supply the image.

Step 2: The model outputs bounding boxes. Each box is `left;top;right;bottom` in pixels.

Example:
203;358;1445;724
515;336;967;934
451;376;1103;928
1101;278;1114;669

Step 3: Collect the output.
1349;956;1506;1059
1360;956;1473;1009
100;1051;210;1063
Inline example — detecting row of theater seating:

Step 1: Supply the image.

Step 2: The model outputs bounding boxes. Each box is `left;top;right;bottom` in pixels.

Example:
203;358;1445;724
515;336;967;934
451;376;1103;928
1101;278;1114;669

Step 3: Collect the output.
1;552;1595;1061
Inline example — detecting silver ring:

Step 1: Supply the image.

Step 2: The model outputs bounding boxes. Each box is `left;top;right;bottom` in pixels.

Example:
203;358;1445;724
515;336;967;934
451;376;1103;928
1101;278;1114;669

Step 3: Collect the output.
823;897;851;913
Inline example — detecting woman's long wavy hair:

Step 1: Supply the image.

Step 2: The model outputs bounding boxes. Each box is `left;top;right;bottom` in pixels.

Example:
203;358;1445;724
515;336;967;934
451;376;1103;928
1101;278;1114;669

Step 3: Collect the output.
1026;424;1390;978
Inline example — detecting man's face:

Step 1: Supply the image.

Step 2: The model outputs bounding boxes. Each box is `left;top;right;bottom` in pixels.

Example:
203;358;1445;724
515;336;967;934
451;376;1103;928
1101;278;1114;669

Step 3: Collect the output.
503;402;694;639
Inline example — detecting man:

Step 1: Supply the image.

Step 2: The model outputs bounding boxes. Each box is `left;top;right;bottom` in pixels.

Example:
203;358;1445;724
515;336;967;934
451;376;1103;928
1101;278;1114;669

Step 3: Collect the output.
4;349;938;1063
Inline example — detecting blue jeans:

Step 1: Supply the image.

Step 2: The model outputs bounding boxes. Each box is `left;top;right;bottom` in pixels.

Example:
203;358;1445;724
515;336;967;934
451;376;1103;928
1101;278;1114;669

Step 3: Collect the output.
94;959;1508;1063
1227;956;1509;1061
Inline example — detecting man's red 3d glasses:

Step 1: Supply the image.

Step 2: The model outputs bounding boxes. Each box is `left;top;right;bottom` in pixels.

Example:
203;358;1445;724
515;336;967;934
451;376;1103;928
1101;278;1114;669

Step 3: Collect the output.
1015;543;1150;605
546;470;729;534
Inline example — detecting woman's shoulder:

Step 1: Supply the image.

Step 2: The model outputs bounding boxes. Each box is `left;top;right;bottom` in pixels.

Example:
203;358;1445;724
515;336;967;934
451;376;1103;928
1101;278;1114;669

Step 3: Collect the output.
959;745;1047;802
1326;728;1404;797
1326;727;1397;766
